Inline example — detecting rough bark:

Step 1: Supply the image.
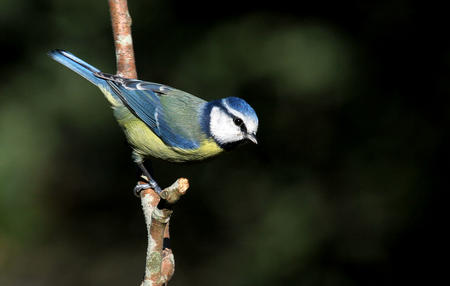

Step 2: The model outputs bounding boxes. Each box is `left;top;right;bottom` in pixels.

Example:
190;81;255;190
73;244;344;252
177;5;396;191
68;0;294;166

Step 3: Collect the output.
109;0;137;79
139;179;188;285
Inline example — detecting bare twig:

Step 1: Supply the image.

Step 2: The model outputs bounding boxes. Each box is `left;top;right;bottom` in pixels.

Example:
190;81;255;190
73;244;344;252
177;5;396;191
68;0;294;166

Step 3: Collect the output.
108;1;188;285
160;178;189;204
109;0;137;79
139;181;188;285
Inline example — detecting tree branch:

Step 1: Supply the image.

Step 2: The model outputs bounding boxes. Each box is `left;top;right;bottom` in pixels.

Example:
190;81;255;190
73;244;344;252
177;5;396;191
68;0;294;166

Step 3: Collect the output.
139;179;188;285
108;1;188;285
109;0;137;79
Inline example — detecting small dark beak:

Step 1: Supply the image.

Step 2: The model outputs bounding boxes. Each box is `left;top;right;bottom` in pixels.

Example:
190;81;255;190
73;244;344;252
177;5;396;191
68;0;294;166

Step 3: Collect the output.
246;133;258;144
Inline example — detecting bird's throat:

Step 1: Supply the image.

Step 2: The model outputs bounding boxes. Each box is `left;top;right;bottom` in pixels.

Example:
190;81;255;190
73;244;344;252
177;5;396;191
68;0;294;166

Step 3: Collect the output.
219;139;246;151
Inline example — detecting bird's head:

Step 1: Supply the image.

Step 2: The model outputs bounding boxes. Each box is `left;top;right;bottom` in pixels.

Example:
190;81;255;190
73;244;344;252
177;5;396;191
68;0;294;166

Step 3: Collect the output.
206;97;259;149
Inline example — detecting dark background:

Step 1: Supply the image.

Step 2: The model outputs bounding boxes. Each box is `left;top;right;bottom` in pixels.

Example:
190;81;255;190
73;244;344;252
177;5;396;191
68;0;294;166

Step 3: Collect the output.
0;1;448;285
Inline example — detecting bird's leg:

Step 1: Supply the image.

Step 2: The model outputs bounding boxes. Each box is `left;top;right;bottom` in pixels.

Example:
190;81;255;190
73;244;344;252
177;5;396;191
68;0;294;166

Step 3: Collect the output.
134;160;162;196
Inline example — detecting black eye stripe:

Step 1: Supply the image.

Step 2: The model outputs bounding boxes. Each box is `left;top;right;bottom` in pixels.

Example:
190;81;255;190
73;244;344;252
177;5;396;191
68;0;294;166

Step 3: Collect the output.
219;105;248;133
240;124;247;133
233;117;247;132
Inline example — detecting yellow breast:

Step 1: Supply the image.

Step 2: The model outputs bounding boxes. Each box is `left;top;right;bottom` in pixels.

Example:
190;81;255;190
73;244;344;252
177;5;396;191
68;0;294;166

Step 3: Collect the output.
117;108;222;162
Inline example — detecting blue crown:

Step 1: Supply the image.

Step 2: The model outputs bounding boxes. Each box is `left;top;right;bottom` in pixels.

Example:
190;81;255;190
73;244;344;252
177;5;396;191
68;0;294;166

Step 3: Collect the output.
224;97;258;123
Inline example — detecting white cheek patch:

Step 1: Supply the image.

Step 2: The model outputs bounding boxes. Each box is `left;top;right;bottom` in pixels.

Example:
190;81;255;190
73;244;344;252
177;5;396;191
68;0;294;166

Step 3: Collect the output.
210;106;244;144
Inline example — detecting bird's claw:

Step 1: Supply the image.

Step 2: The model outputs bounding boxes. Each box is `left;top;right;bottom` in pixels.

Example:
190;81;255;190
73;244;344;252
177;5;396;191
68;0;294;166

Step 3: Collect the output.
133;182;162;197
134;183;151;197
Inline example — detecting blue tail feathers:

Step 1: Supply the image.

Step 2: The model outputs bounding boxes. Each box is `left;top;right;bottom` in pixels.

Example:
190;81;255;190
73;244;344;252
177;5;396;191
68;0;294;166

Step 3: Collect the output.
48;49;104;85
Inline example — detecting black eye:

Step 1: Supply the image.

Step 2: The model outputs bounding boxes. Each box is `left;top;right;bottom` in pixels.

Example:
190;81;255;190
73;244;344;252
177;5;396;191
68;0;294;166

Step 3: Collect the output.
233;118;243;126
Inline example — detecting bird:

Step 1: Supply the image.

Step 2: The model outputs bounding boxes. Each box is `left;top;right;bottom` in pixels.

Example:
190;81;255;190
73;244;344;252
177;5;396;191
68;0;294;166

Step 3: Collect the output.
48;49;259;195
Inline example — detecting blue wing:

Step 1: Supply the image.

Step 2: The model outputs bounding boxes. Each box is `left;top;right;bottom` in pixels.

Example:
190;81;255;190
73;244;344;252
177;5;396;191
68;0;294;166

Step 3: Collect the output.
48;50;206;149
96;73;206;149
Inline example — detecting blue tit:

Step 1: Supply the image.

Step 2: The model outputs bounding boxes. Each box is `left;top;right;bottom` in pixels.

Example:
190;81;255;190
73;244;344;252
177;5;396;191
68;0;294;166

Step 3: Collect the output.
48;50;259;193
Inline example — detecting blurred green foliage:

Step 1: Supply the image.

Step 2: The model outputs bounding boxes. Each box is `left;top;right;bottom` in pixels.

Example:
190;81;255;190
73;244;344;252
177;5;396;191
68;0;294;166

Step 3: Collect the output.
0;0;447;285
